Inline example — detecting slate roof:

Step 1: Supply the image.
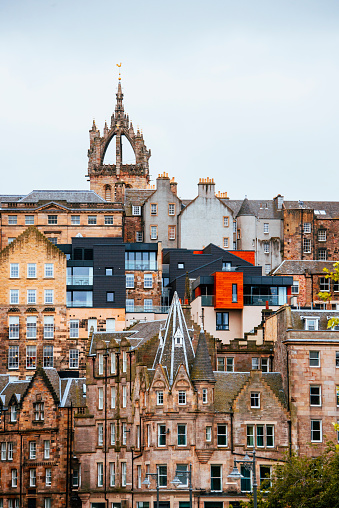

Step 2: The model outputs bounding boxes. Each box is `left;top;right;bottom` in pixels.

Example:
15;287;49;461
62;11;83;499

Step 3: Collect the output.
290;309;339;331
128;320;166;347
0;381;29;406
284;201;339;219
152;292;195;385
124;188;154;215
226;199;283;220
273;260;338;276
89;331;134;355
14;190;106;204
190;329;215;383
237;198;255;217
0;375;10;393
0;195;25;202
44;368;62;401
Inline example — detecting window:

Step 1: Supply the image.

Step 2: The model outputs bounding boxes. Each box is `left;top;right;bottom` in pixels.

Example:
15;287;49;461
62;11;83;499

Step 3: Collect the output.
45;468;52;486
336;352;339;368
111;423;116;445
158;425;166;446
265;264;271;274
157;391;163;405
111;387;116;408
223;216;229;227
8;346;19;369
177;424;187;446
98;387;103;410
44;316;54;339
29;441;36;459
48;237;58;245
303;222;311;233
150;203;157;216
169;203;175;216
88;215;97;225
122;351;127;372
176;464;188;487
110;463;115;486
261;358;269;372
203;388;208;403
136;231;143;242
10;405;17;422
34;402;44;421
97;353;104;376
71;215;80;225
226;357;234;372
44;290;54;304
144;299;152;311
303;238;311;253
126;299;134;312
222;261;232;271
251;392;260;408
132;206;141;216
69;349;79;369
252;357;260;370
150;226;158;240
223;237;229;249
10;290;19;305
48;215;57;225
318;249;327;260
26;346;37;369
291;280;299;294
217;357;225;371
27;264;37;278
334;282;339;292
44;440;50;459
309;351;320;367
266;425;274;447
111;353;116;374
122;422;127;445
69;320;79;338
178;391;186;405
260;465;272;489
8;215;17;225
147;424;151;447
30;468;36;487
9;316;19;339
10;264;19;278
126;274;134;288
216;312;229;330
136;425;140;449
1;442;6;460
319;277;330;292
211;465;222;491
144;273;153;288
26;316;37;339
241;465;252;492
178;262;185;269
264;223;269;234
43;346;53;367
121;462;127;487
158;464;167;487
318;230;326;242
311;420;322;442
98;423;104;446
12;469;18;487
122;385;127;408
168;226;176;240
305;318;319;331
264;242;270;253
8;442;13;459
247;425;254;447
97;462;103;487
8;238;15;244
27;289;36;304
206;426;212;442
310;385;321;406
105;267;113;276
105;215;114;225
25;215;34;225
107;292;115;302
232;284;237;303
44;263;54;278
217;424;227;446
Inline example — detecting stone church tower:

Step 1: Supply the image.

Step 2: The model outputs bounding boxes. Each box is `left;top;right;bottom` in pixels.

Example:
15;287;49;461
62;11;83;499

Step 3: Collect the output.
87;80;151;201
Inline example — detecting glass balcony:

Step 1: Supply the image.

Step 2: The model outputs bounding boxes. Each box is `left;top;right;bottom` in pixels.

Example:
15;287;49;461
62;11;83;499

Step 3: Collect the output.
201;295;215;306
125;261;157;271
244;294;287;306
67;276;93;286
126;305;169;313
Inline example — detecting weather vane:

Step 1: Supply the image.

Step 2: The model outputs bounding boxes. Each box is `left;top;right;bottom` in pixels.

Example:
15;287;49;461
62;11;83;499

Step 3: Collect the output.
116;62;122;81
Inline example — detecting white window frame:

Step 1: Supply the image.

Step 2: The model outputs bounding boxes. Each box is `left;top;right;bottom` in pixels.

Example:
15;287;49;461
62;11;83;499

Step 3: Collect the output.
144;273;153;288
44;264;54;278
150;225;158;240
223;216;229;227
158;424;166;447
30;468;36;487
311;420;322;442
98;387;104;410
44;440;50;459
10;264;19;278
169;203;175;216
177;424;187;446
178;391;186;405
26;345;37;369
217;424;227;447
9;316;19;339
122;385;127;408
157;391;163;405
250;392;260;408
263;223;269;234
121;462;127;487
69;320;79;338
8;346;19;369
71;215;80;225
303;222;311;233
98;423;104;446
110;423;116;445
44;316;54;339
291;280;299;294
27;264;37;278
44;289;54;305
202;388;208;404
12;468;18;487
126;274;134;288
25;215;34;225
97;462;103;487
27;289;37;304
88;215;97;225
69;349;79;369
10;290;19;305
318;230;326;242
111;386;116;408
263;242;270;253
310;385;321;406
45;468;52;487
132;206;141;216
110;462;115;487
150;203;157;216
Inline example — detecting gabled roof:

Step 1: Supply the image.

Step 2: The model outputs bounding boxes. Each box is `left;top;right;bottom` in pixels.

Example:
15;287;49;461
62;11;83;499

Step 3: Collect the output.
152;292;195;386
17;190;106;203
0;381;29;407
0;226;66;258
273;260;338;276
190;328;215;383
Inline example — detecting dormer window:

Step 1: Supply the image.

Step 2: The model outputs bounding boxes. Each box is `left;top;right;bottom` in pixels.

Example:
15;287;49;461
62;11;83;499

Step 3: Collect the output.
132;206;141;216
302;317;320;331
174;329;183;346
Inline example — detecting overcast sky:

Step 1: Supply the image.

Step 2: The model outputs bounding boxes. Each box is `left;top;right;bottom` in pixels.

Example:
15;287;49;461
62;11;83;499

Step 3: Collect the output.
1;0;338;201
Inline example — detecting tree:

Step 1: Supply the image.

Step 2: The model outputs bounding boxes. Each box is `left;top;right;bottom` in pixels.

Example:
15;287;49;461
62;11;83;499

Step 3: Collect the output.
239;445;339;508
318;261;339;328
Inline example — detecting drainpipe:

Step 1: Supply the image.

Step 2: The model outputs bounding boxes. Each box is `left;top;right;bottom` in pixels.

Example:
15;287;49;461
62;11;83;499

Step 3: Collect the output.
104;351;109;508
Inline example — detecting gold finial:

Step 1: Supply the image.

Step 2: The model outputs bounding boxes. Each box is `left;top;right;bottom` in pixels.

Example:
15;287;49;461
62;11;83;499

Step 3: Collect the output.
116;62;122;81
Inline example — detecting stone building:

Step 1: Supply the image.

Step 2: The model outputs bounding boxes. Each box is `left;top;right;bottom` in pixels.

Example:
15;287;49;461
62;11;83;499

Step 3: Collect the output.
88;81;151;201
265;305;339;455
74;294;290;508
0;366;86;508
0;191;123;249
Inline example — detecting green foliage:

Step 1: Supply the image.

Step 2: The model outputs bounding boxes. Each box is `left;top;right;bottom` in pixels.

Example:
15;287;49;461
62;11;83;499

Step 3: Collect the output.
239;447;339;508
318;263;339;328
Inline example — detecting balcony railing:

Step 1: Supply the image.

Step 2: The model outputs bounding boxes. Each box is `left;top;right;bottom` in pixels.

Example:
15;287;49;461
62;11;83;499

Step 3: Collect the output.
67;276;93;286
126;305;169;313
125;262;157;271
201;295;215;306
244;294;287;306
